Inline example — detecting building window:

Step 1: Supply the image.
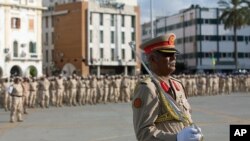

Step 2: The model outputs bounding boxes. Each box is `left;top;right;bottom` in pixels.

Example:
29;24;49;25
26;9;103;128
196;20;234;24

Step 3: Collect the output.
222;53;226;58
100;13;103;26
29;0;34;3
52;32;54;44
121;15;125;27
11;17;21;29
131;32;135;41
131;50;135;59
45;33;49;45
28;18;34;31
29;42;36;53
122;49;125;60
111;14;114;26
228;36;233;41
52;49;55;60
121;32;125;44
180;15;184;22
90;30;93;43
90;48;93;61
46;50;49;63
228;53;233;58
190;12;193;20
131;16;135;28
51;16;54;27
90;13;92;25
111;31;114;43
111;48;114;61
100;31;104;43
45;16;48;28
100;48;104;59
13;41;18;57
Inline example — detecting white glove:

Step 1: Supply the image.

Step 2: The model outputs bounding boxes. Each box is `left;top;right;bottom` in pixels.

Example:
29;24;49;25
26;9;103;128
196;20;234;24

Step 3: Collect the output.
177;126;202;141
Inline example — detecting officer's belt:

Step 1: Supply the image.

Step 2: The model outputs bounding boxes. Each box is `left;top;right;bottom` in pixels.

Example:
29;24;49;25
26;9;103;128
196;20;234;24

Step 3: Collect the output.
10;95;23;97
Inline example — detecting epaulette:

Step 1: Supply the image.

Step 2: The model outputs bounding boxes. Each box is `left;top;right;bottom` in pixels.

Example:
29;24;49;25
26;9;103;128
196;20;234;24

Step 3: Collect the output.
170;76;187;98
134;76;152;94
170;76;182;83
140;76;151;85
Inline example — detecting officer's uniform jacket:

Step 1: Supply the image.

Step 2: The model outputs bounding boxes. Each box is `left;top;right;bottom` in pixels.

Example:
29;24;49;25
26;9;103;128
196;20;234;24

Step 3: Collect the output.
132;76;192;141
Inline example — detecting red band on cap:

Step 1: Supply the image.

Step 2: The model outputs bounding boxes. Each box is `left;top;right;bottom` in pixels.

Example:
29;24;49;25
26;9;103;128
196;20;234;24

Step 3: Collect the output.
144;41;172;54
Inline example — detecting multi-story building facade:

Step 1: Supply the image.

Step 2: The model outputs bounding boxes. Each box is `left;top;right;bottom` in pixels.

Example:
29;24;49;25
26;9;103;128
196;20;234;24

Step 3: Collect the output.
0;0;44;78
142;5;250;73
42;0;141;76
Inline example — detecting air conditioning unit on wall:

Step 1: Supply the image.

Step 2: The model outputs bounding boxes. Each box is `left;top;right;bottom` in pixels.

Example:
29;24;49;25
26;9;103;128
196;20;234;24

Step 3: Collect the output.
4;48;9;53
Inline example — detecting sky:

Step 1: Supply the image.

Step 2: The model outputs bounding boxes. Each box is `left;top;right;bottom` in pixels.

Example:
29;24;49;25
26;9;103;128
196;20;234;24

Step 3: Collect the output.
138;0;220;23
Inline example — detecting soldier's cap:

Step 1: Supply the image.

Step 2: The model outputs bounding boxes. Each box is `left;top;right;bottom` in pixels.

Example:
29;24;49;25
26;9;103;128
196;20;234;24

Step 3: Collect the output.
140;33;179;54
14;77;21;81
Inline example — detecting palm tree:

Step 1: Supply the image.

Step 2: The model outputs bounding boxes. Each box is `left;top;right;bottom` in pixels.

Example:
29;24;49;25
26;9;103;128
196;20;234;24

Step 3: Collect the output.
218;0;250;70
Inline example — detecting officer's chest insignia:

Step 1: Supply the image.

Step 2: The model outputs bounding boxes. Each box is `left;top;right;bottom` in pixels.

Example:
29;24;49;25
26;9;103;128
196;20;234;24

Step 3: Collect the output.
160;81;169;92
133;98;142;108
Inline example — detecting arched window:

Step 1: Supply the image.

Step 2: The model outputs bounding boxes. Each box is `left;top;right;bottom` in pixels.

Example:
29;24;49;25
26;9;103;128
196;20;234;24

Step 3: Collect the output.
29;41;36;53
13;41;18;57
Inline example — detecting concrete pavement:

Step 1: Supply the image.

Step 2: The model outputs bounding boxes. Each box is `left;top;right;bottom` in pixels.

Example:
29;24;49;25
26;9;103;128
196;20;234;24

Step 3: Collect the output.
0;93;250;141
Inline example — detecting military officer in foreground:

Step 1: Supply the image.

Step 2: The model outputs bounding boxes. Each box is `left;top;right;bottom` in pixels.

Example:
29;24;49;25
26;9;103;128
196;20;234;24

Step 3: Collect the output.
132;33;202;141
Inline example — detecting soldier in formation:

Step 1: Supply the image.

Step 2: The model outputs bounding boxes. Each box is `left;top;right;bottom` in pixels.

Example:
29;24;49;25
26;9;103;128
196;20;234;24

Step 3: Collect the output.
1;69;250;124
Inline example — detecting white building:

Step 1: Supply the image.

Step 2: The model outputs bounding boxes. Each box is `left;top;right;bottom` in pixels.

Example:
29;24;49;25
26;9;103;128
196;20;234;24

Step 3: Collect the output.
0;0;45;78
142;5;250;73
42;0;141;76
88;0;140;76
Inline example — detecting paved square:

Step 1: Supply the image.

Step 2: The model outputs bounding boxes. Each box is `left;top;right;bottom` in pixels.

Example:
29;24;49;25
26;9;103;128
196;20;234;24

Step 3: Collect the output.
0;93;250;141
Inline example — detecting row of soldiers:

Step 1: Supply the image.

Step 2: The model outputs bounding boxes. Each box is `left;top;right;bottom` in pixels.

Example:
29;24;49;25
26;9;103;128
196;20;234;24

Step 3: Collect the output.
0;74;139;119
176;73;250;96
1;73;250;110
1;73;250;122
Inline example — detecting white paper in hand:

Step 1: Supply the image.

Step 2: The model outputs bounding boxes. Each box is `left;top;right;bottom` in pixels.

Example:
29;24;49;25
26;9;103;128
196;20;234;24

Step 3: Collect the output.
8;85;14;94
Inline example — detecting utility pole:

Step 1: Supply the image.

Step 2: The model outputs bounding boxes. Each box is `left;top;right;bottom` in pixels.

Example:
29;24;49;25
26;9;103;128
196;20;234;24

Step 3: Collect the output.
150;0;154;38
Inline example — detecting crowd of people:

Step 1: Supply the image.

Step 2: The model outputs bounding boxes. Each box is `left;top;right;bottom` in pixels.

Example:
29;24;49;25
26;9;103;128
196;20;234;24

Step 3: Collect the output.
0;73;250;123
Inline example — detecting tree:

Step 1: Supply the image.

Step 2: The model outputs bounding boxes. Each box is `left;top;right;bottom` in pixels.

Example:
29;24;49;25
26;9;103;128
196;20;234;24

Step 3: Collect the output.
218;0;250;70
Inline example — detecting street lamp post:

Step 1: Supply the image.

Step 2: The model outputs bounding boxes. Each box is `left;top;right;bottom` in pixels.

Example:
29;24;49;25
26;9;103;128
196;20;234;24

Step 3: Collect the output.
114;2;125;75
124;61;128;76
150;0;154;38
